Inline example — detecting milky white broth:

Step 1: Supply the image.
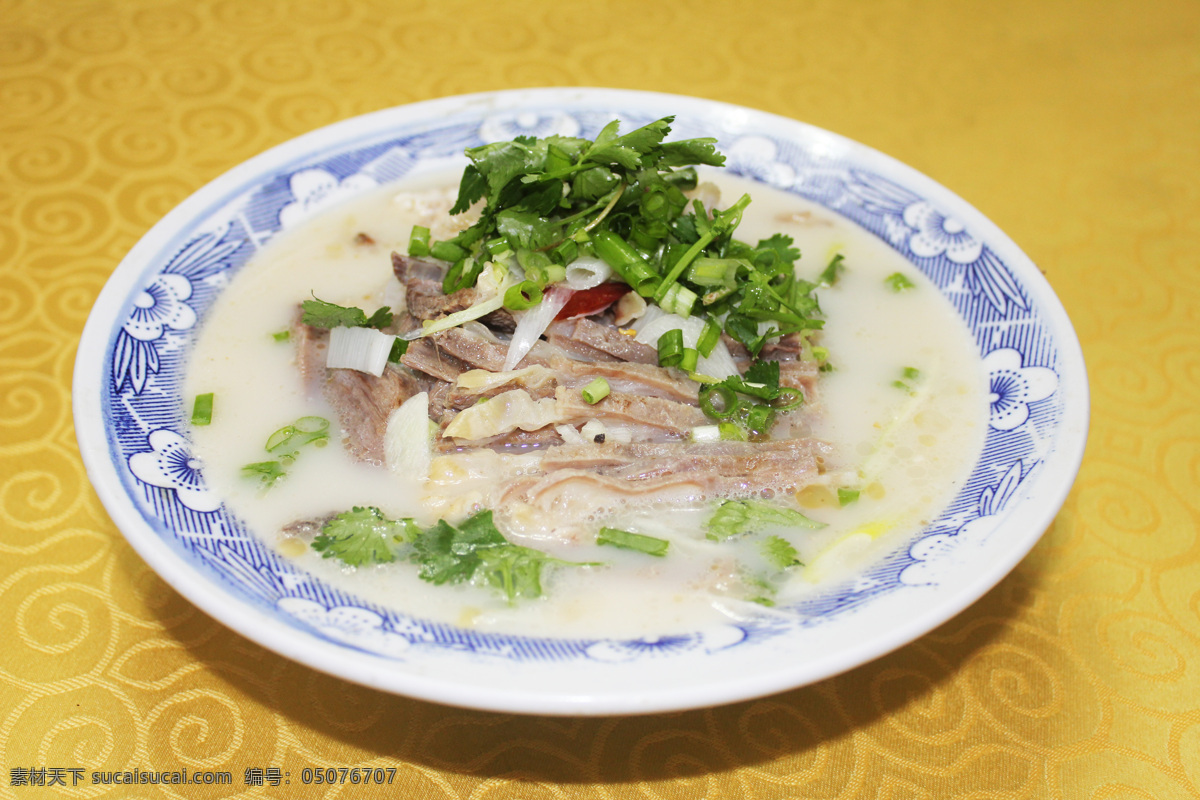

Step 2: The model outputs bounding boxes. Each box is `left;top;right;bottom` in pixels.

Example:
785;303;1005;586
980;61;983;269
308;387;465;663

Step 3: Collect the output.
185;170;987;639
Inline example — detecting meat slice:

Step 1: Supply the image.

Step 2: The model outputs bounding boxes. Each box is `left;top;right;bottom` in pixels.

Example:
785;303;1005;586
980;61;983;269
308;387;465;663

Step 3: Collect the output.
391;252;514;331
554;385;706;437
324;366;422;464
777;359;820;399
431;326;508;372
546;318;657;364
400;338;471;383
550;359;699;403
502;438;827;513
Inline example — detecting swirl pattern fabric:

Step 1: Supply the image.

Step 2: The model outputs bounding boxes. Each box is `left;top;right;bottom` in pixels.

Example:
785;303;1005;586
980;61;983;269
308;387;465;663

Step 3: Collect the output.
2;1;1198;797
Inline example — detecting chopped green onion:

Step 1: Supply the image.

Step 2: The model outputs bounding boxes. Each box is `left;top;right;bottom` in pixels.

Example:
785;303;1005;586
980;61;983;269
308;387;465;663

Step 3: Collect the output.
485;237;512;256
656;328;684;367
744;403;776;436
696;318;721;357
442;259;465;294
408;225;431;257
838;487;861;506
770;387;805;411
698;383;740;419
191;393;214;426
687;256;737;287
597;527;670;557
504;280;543;310
718;422;746;441
659;282;697;317
903;366;921;380
591;229;661;297
691;424;722;443
581;377;610;405
885;272;916;292
679;347;698;373
430;240;467;263
271;330;290;343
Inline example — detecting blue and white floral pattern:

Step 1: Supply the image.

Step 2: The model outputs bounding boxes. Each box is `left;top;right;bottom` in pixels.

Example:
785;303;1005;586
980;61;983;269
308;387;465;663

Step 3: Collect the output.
805;169;1028;313
111;223;242;394
479;110;581;142
901;461;1032;586
724;136;798;189
279;168;378;230
278;598;413;657
903;201;983;264
983;348;1058;430
128;429;220;513
87;93;1078;688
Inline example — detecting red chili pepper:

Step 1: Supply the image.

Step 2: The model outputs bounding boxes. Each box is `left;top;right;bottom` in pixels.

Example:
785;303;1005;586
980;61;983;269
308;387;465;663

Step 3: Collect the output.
555;282;629;320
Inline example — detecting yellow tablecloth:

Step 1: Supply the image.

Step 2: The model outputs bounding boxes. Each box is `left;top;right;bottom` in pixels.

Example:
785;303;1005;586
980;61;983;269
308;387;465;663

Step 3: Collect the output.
3;1;1198;797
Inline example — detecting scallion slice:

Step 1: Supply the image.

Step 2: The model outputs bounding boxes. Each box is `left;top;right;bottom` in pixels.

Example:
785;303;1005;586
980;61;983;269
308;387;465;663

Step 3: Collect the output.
504;280;544;311
696;317;720;357
430;240;467;263
408;225;431;257
581;377;610;405
191;393;214;426
591;229;661;297
679;347;698;373
769;387;805;411
656;328;684;367
698;383;740;419
597;527;670;557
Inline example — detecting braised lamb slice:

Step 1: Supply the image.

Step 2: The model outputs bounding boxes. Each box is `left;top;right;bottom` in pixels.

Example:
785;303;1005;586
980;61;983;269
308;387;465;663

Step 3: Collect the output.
391;252;515;332
324;366;422;465
545;318;657;364
292;313;422;465
502;438;828;513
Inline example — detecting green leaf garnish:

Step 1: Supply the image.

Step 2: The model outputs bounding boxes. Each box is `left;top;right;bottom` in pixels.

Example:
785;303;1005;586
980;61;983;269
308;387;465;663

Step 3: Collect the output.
761;535;803;569
312;506;417;567
597;527;670;557
301;296;393;330
885;272;916;292
705;499;825;541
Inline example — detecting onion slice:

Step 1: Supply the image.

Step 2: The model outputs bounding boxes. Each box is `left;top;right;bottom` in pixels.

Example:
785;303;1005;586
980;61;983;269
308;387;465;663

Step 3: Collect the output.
384;392;432;479
503;285;573;371
326;326;396;376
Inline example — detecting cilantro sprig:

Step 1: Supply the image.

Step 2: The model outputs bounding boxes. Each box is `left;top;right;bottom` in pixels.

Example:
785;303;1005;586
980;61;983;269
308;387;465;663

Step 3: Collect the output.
311;508;595;604
312;506;417;565
705;498;825;542
301;295;393;330
417;118;824;346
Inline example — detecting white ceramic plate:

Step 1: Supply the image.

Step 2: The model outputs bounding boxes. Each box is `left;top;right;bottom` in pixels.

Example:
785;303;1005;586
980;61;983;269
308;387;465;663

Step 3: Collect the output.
74;88;1088;715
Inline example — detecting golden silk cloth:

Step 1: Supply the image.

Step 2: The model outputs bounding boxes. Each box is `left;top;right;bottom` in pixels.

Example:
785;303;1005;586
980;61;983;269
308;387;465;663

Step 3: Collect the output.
2;0;1198;796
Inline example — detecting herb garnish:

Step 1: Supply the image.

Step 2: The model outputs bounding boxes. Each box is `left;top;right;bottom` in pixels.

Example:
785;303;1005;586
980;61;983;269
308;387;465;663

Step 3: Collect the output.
301;295;393;330
312;508;595;604
705;498;825;541
414;117;827;379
